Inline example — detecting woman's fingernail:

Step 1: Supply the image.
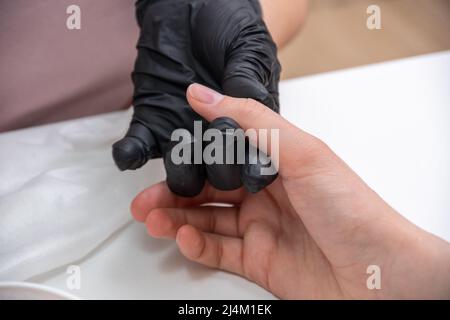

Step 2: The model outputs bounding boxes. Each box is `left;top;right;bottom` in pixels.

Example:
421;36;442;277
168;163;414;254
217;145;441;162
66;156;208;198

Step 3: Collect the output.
188;84;223;105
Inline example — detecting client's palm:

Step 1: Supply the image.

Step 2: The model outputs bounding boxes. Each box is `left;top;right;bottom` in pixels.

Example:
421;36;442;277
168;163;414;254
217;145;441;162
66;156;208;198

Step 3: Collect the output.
229;179;342;299
131;178;375;299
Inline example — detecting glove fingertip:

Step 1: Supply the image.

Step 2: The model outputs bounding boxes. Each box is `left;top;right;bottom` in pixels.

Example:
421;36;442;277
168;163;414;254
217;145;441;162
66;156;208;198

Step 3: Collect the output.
241;165;278;193
165;159;206;198
164;139;206;198
112;137;147;171
241;145;278;193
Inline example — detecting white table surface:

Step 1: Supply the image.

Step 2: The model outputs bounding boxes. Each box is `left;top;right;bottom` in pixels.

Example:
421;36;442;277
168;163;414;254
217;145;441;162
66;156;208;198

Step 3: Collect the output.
34;51;450;299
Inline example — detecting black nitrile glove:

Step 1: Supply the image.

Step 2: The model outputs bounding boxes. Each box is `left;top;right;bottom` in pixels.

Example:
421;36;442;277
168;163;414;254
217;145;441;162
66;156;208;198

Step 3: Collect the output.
113;0;281;197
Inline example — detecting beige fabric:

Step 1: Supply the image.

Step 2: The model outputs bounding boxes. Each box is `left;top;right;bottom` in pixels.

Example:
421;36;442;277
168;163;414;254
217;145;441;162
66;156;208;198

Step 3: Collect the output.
0;0;139;132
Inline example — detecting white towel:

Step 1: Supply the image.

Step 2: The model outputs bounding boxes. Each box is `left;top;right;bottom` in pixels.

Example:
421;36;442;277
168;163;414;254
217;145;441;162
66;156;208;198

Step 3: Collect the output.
0;110;165;280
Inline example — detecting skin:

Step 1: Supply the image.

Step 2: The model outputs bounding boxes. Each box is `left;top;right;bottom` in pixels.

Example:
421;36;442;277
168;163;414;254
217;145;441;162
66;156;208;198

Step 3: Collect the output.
131;84;450;299
260;0;309;47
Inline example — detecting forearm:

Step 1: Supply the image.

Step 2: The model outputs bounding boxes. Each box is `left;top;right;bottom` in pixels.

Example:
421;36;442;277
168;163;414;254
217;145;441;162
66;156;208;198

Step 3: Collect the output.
260;0;308;48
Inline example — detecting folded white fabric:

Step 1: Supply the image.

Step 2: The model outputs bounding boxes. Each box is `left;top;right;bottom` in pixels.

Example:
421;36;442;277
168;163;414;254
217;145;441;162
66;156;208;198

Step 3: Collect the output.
0;110;165;281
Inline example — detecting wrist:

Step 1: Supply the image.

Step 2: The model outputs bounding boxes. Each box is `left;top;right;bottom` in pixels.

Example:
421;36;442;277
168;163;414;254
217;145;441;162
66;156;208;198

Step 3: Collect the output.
382;218;450;299
412;230;450;299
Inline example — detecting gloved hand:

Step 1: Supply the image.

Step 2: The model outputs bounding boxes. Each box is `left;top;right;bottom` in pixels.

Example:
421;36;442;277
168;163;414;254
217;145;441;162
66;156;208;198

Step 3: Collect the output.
112;0;281;197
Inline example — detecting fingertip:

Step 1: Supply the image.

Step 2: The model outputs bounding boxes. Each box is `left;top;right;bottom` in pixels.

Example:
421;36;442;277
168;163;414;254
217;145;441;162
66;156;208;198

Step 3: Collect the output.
145;209;176;239
187;83;223;103
130;194;147;222
130;182;168;222
186;83;225;121
186;83;202;107
186;83;196;99
176;224;205;260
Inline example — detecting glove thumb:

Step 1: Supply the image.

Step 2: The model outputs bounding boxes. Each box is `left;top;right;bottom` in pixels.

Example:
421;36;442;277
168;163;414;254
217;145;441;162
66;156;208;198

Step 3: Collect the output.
112;122;161;171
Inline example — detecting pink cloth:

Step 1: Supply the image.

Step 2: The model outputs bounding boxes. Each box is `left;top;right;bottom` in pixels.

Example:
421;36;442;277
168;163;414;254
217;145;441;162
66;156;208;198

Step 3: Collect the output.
0;0;139;132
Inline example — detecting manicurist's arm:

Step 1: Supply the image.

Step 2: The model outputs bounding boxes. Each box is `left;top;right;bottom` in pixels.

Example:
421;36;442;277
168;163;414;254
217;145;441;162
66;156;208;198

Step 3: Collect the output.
260;0;308;47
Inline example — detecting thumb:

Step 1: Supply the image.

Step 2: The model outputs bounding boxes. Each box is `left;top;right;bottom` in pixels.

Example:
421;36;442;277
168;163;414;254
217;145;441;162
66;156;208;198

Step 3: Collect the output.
186;83;331;177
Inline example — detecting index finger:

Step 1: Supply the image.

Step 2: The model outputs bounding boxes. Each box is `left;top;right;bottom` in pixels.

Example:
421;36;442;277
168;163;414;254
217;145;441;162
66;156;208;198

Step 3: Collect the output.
131;181;246;222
